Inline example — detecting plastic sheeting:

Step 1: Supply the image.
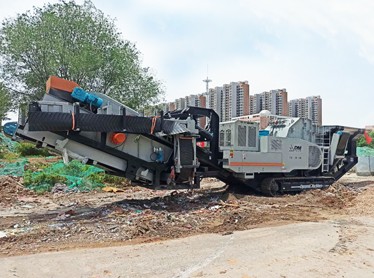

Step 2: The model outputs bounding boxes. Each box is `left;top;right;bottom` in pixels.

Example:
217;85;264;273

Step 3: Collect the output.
24;160;105;193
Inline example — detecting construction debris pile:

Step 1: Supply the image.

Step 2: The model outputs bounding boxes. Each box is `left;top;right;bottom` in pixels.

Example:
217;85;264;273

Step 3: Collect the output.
0;176;36;207
1;173;373;257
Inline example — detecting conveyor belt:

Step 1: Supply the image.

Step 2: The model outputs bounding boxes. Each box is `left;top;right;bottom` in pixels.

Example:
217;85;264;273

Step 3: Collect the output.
28;111;189;135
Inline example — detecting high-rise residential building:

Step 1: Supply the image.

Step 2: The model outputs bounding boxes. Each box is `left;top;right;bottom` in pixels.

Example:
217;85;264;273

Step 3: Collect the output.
207;86;222;119
198;94;207;108
175;97;186;110
185;93;208;127
161;81;322;127
185;94;198;107
221;84;230;122
288;96;322;125
198;94;207;127
237;81;250;117
288;99;297;118
219;81;250;122
185;93;207;108
250;89;288;116
166;94;208;127
306;96;322;125
297;98;308;118
275;89;288;116
205;81;249;122
165;81;249;124
168;102;176;112
249;95;260;115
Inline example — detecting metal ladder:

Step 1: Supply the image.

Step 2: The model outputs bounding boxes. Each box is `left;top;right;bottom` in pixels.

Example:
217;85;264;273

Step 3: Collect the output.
316;132;331;172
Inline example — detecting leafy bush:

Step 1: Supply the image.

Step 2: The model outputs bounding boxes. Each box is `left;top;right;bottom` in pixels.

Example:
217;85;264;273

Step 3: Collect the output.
1;151;19;161
0;146;19;160
16;142;50;157
357;131;374;148
0;145;6;159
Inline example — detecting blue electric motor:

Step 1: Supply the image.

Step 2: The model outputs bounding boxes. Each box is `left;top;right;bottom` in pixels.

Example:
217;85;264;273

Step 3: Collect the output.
156;148;164;163
3;121;18;136
71;87;103;108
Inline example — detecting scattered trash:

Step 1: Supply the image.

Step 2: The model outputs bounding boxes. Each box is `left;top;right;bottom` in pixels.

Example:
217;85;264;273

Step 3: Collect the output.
0;231;7;238
208;205;222;211
0;172;372;257
51;183;69;193
219;200;239;208
20;204;34;209
102;186;124;193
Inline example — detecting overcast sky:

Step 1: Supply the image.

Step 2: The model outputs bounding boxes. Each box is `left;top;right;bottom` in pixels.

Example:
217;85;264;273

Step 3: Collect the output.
1;0;373;127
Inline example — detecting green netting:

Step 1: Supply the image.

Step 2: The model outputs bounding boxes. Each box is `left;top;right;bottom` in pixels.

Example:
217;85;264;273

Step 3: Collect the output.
24;160;105;193
357;147;374;157
0;159;28;177
0;133;19;153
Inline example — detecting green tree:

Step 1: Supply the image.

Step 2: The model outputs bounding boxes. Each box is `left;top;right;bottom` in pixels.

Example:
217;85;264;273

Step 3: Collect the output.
0;0;163;110
0;83;11;122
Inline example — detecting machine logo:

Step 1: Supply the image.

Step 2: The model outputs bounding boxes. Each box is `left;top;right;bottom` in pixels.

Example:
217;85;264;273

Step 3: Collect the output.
289;145;302;152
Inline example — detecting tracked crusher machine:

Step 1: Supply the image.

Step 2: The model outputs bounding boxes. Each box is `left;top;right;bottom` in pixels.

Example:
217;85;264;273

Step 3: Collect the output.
15;76;363;196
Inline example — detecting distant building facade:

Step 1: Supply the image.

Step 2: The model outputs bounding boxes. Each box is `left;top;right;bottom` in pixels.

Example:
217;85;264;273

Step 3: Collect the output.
185;93;207;127
161;81;249;125
175;97;186;110
288;96;322;125
249;89;288;116
208;81;249;122
208;86;223;119
168;102;176;111
157;80;321;126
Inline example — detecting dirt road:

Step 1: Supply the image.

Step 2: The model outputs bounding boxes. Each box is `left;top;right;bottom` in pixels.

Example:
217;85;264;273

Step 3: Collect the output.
1;173;374;277
1;217;374;278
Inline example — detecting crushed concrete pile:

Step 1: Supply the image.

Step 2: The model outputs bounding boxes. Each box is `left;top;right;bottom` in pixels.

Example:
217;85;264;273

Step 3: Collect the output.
300;182;359;209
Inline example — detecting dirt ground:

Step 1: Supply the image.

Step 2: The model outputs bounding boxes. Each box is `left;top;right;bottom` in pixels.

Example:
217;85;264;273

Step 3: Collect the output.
1;172;374;257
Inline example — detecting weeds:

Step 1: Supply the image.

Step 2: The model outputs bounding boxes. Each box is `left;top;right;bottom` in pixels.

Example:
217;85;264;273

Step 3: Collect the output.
16;142;50;157
103;174;130;186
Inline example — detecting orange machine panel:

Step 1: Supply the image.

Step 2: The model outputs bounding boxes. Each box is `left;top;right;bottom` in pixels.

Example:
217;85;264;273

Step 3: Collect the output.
46;76;79;93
